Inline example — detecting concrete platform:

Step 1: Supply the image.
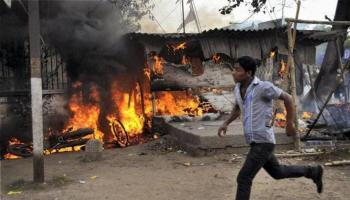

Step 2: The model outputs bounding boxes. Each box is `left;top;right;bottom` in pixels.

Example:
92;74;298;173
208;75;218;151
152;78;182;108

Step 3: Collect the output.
163;120;294;156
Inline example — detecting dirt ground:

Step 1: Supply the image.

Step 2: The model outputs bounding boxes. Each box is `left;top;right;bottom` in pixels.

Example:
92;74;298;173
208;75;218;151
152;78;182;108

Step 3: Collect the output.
1;138;350;200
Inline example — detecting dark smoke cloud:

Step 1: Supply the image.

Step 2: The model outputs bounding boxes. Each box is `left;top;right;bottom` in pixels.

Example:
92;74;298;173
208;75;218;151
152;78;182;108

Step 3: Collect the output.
0;8;27;42
40;0;147;138
42;1;123;52
1;0;148;142
41;0;142;79
37;0;147;98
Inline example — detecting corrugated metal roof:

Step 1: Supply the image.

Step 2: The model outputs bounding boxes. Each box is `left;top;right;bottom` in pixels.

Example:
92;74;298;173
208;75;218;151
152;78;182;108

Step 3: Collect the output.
129;27;282;38
128;27;327;42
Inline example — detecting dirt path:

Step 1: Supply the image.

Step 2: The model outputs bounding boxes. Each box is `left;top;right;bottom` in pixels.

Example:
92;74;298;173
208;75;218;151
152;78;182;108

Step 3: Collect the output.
1;139;350;200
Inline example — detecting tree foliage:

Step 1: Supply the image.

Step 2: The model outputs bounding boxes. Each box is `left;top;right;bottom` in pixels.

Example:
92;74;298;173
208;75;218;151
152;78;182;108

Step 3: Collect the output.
109;0;154;31
220;0;268;14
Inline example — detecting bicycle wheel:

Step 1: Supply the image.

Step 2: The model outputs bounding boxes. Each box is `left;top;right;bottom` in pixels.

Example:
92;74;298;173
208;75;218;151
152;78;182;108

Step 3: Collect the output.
111;119;129;147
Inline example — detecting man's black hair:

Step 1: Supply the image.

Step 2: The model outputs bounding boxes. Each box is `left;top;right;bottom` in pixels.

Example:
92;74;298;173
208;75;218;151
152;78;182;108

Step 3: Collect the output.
235;56;259;76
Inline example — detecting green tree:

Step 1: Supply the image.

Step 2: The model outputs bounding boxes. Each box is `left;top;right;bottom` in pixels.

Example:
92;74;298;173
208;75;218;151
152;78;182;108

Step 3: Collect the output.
220;0;268;14
109;0;154;31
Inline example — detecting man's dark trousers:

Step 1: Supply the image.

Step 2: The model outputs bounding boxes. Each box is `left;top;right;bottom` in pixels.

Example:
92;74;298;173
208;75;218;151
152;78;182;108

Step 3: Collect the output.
235;143;313;200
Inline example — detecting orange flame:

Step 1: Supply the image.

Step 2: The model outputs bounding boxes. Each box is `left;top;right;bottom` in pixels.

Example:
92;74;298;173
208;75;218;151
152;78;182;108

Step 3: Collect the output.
107;84;145;137
66;75;153;140
302;112;313;119
212;53;221;63
274;109;287;127
153;56;164;75
63;63;154;149
181;55;190;65
4;153;21;159
8;137;22;145
270;51;276;58
64;83;104;141
279;59;287;78
4;138;23;159
172;42;186;51
144;67;151;80
155;91;203;116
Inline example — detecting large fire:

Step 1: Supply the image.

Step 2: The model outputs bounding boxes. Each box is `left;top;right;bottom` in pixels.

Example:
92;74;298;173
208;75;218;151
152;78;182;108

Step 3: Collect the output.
4;49;213;159
107;82;148;137
62;61;204;148
64;84;104;141
155;91;203;116
64;77;153;148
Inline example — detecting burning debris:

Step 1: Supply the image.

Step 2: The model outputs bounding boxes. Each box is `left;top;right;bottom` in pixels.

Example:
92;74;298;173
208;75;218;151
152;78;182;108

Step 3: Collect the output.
5;128;94;159
0;0;158;159
170;42;186;52
155;91;204;116
152;55;165;76
212;53;221;64
2;0;349;161
4;138;25;160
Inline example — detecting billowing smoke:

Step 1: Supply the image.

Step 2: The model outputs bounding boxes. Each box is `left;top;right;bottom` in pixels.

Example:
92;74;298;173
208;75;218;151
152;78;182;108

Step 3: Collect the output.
41;0;145;81
0;0;148;145
39;0;148;139
0;11;27;42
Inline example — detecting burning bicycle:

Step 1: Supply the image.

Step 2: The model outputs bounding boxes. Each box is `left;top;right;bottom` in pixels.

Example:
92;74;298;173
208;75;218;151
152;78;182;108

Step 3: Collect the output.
109;119;129;148
5;128;94;158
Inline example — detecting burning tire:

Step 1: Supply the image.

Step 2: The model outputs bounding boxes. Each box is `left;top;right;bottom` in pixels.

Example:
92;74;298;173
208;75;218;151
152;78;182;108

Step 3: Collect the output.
111;119;129;147
7;143;33;158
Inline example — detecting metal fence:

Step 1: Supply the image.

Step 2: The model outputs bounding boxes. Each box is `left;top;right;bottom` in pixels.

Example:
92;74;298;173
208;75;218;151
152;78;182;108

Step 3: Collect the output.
0;40;68;96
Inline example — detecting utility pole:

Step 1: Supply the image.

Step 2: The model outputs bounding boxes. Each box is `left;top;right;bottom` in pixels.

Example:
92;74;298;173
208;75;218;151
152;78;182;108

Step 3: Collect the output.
181;0;185;33
190;0;202;33
28;0;44;182
281;0;286;23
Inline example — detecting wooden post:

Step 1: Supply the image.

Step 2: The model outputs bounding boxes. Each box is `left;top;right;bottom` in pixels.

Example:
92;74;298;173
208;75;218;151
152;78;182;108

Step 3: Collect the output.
287;0;301;151
285;18;350;26
291;1;301;47
181;0;185;34
28;0;44;182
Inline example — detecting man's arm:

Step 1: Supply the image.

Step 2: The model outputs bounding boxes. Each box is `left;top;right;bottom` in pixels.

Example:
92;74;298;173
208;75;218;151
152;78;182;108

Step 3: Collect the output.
279;92;296;136
218;104;241;137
